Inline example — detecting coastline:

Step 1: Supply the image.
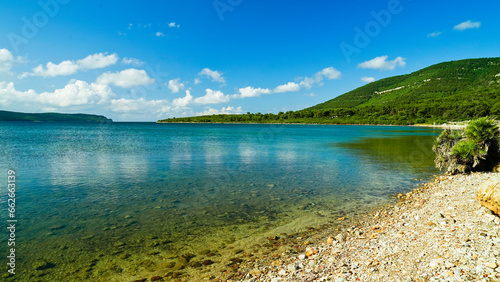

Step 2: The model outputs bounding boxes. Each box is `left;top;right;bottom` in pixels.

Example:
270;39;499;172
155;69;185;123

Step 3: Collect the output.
157;121;467;129
208;172;500;281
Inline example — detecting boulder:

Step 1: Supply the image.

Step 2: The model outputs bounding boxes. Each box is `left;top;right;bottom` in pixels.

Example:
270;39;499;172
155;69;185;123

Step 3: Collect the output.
477;179;500;216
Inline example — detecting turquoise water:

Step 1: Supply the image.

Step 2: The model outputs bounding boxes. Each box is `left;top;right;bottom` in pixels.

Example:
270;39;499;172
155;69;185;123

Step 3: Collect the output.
0;122;440;281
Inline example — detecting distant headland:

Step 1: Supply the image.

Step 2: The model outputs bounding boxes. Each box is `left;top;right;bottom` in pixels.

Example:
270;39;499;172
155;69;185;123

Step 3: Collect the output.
0;110;113;123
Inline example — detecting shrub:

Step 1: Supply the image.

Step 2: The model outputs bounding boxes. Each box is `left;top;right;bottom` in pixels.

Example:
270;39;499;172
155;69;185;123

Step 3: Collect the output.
433;118;500;174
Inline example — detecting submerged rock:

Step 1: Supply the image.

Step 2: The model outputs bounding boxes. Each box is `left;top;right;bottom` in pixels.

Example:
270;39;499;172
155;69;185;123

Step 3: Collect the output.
33;261;56;270
477;179;500;216
202;260;214;266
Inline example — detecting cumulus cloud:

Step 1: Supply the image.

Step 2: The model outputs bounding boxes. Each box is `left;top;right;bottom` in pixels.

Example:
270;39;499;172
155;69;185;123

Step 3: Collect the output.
167;78;185;93
96;68;155;88
122;57;144;66
427;31;442;38
361;76;376;83
317;67;342;80
29;60;79;77
194;78;202;85
0;49;24;74
357;56;406;71
232;87;272;99
197;106;244;116
198;68;225;84
274;82;301;93
172;90;193;107
0;80;113;111
77;53;119;70
168;22;180;28
299;67;342;89
39;80;114;107
156;32;165;37
454;20;481;31
23;53;118;78
193;89;230;104
0;80;173;120
110;98;171;116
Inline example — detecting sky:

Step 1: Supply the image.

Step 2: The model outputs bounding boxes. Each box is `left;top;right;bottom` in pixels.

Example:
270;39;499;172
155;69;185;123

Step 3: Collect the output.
0;0;499;121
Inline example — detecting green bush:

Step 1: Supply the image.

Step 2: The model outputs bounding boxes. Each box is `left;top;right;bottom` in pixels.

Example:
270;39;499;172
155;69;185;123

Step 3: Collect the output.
433;118;500;174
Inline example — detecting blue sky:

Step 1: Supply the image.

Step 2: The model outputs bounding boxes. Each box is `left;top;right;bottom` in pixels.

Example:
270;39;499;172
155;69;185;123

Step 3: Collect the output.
0;0;499;121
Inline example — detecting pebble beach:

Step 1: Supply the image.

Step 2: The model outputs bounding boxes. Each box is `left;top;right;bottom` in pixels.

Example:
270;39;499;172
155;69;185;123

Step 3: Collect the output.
224;173;500;282
132;173;500;282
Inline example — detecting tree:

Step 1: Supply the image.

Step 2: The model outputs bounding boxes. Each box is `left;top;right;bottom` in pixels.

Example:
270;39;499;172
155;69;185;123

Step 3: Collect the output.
433;118;500;174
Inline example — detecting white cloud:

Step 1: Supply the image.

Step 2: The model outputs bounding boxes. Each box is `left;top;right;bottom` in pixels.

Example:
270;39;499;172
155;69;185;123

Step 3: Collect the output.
39;80;114;107
24;53;119;78
122;57;144;66
198;68;225;84
76;53;118;70
361;76;376;83
0;80;113;110
156;32;165;37
454;20;481;31
232;87;272;99
318;67;342;80
172;90;193;107
427;31;442;38
168;78;185;93
357;56;406;71
30;60;80;77
0;49;23;74
304;93;316;97
194;78;202;85
96;69;155;88
299;67;342;89
0;79;181;121
197;106;244;116
274;82;301;93
168;22;180;28
110;97;171;115
193;89;230;104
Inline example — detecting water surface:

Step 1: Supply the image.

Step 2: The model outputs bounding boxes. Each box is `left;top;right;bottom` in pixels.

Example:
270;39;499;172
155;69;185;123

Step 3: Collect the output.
0;122;440;281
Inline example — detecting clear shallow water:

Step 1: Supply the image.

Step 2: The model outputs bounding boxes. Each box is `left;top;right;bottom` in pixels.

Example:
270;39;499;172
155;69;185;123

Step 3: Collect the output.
0;122;440;281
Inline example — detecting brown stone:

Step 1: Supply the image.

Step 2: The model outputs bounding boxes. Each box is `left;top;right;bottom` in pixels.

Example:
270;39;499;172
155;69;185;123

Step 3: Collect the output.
202;260;214;266
305;248;317;257
229;258;243;263
327;237;334;245
477;179;500;216
150;276;163;281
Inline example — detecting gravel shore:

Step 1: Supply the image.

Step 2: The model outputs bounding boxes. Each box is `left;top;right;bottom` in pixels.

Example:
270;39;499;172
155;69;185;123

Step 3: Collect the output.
230;173;500;282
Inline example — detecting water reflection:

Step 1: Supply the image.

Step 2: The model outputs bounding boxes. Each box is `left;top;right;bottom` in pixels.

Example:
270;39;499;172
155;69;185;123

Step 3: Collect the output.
0;123;442;282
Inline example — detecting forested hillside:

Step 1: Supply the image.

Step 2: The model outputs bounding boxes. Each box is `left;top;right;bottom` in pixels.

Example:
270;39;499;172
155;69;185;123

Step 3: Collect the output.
159;58;500;125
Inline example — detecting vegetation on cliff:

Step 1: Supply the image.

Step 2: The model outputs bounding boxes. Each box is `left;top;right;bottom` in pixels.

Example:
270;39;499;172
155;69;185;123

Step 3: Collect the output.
433;118;500;174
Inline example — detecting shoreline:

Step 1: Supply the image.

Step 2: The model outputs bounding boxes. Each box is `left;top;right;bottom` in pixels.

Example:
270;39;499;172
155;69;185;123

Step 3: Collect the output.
226;172;500;281
156;121;467;129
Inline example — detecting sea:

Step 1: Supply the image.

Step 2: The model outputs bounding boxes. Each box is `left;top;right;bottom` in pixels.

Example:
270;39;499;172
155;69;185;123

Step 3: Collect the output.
0;122;441;281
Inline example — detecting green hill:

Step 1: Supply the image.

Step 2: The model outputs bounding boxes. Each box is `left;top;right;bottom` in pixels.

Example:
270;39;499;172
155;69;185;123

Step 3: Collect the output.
309;57;500;110
159;57;500;125
0;110;113;122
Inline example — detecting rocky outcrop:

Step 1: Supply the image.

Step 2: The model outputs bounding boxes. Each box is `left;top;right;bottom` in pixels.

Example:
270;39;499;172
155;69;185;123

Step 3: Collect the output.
477;179;500;216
